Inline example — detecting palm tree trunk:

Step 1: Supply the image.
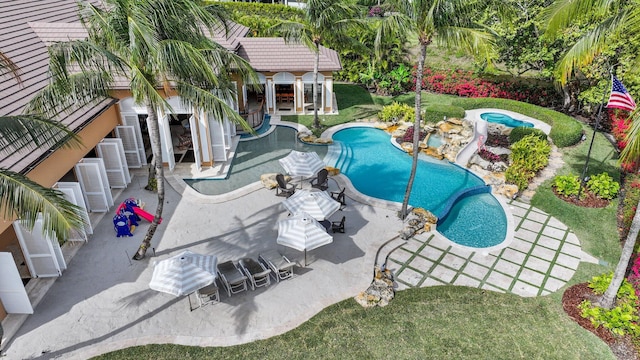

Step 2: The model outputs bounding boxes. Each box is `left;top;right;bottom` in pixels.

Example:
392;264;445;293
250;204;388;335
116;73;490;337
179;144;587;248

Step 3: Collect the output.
133;103;165;260
600;198;640;308
400;43;426;219
312;42;320;129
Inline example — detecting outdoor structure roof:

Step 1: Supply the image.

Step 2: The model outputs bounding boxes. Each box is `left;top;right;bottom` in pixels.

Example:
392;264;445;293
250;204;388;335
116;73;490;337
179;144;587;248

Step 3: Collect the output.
0;0;341;173
0;0;113;174
237;38;342;72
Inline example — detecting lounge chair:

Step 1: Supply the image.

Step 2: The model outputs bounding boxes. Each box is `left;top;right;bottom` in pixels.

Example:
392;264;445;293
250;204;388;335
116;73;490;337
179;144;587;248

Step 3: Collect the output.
239;257;272;290
330;188;346;210
331;216;346;233
259;250;295;282
275;174;296;197
216;260;248;297
195;282;219;309
310;168;329;191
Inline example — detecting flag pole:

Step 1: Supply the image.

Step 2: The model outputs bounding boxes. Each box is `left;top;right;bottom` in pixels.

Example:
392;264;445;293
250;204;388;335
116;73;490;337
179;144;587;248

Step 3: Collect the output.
577;69;613;199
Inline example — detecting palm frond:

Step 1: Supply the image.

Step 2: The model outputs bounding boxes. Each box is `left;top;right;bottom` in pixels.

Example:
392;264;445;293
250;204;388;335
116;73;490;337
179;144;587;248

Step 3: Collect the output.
554;12;627;84
0;51;21;84
542;0;615;37
620;108;640;166
0;115;81;155
0;170;84;241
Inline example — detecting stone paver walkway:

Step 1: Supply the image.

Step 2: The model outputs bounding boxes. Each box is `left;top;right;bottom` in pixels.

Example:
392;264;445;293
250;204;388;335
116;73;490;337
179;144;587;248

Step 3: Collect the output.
391;200;598;297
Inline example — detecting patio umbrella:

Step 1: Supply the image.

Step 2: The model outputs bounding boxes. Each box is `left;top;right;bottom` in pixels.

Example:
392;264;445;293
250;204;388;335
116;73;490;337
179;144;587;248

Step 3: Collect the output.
277;212;333;266
282;189;340;221
278;150;325;179
149;251;217;297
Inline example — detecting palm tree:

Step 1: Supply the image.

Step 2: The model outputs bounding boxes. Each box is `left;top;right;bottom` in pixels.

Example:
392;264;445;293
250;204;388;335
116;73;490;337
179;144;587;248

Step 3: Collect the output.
28;0;258;260
544;0;639;310
270;0;360;129
0;54;85;242
375;0;497;218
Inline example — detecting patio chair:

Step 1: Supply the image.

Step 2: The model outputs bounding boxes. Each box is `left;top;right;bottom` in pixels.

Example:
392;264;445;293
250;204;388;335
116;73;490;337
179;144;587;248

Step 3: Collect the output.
239;257;272;290
216;260;248;297
259;250;295;282
275;174;296;197
330;188;346;210
195;282;220;309
331;216;346;233
310;169;329;191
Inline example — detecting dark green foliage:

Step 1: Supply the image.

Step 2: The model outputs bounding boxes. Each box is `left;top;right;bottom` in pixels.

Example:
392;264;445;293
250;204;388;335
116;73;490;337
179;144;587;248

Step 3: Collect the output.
423;104;465;124
509;127;547;144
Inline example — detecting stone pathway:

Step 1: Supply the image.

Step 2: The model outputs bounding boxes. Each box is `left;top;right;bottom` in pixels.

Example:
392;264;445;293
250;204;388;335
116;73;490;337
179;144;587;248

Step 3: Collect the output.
520;144;564;201
388;200;597;297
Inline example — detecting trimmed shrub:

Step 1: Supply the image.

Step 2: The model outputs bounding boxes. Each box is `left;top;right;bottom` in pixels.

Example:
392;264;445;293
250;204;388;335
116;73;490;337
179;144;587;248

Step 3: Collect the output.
587;172;620;200
509;127;548;144
422;104;465;124
378;102;415;122
505;134;551;191
552;174;581;197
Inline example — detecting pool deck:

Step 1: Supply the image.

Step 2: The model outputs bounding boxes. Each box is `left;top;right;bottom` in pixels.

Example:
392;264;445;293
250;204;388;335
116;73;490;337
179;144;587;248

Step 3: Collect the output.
1;112;602;359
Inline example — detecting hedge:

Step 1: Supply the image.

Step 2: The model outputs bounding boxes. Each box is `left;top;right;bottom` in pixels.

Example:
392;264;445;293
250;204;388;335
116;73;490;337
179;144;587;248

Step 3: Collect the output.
423;104;466;124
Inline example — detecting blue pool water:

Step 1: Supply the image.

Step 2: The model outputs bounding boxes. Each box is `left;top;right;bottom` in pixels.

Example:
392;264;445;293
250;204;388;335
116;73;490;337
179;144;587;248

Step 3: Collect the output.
329;127;507;248
240;114;272;139
481;112;534;128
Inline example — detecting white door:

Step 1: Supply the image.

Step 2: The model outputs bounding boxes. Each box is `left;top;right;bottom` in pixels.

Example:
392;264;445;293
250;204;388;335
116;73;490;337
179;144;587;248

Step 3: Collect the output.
0;253;33;314
53;182;91;242
158;114;175;172
103;138;131;183
115;125;142;168
54;182;92;236
96;140;128;188
188;115;201;171
121;113;147;165
75;160;110;212
13;216;66;278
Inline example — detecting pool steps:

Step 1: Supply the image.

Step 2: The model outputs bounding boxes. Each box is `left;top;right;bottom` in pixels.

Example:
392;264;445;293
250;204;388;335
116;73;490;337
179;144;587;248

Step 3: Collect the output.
435;184;492;225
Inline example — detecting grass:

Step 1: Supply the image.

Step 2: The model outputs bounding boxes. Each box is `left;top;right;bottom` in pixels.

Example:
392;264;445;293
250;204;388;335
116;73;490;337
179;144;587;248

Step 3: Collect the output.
94;286;614;360
95;85;622;359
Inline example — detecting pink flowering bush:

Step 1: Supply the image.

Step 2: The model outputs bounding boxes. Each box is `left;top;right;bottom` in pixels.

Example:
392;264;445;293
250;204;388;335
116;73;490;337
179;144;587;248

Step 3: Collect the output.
411;68;558;107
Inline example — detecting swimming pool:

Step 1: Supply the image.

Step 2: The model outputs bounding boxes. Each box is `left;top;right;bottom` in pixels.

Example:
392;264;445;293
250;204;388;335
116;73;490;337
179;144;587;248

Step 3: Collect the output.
481;112;534;128
328;127;507;248
185;126;327;195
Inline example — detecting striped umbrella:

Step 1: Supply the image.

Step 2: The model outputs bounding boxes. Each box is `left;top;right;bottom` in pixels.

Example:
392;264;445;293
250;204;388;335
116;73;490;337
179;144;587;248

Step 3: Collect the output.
278;150;325;178
277;212;333;266
282;189;340;221
149;251;217;297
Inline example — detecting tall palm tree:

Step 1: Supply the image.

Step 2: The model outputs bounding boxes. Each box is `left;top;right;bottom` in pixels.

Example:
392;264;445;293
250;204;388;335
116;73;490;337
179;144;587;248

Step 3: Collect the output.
544;0;639;310
376;0;497;218
0;54;85;241
28;0;258;260
271;0;360;129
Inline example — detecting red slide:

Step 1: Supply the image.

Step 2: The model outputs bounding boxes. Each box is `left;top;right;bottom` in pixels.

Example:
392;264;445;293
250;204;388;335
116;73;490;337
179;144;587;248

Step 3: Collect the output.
133;207;162;224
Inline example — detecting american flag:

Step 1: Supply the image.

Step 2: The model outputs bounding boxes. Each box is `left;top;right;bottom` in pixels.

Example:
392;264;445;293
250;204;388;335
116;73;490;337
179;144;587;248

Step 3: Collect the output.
606;76;636;112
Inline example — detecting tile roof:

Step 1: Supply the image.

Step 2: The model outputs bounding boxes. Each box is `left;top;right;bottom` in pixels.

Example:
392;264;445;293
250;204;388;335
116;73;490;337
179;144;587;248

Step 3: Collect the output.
237;38;342;72
0;0;112;173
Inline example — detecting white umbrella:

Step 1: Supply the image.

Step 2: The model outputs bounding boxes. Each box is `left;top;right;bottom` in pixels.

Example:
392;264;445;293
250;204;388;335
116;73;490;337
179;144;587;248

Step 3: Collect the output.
282;189;340;221
278;150;325;178
277;212;333;266
149;251;217;297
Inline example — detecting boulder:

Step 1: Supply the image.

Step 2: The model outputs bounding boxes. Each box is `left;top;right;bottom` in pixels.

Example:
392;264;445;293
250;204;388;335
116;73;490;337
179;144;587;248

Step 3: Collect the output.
326;166;341;176
422;146;444;160
401;142;414;153
300;135;317;143
446;117;464;125
313;137;333;144
488;161;508;172
354;266;395;308
412;207;438;224
439;122;463;134
495;184;519;199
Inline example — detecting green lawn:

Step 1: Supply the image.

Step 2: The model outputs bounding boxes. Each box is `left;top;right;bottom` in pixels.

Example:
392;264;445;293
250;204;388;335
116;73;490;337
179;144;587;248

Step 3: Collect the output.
95;85;621;359
95;287;613;360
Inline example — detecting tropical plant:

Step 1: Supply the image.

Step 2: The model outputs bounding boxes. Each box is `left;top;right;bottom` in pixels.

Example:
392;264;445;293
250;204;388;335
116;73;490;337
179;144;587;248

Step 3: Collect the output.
552;174;581;197
508;127;547;143
27;0;257;260
586;172;620;200
0;53;85;242
375;0;500;218
270;0;360;129
378;102;415;122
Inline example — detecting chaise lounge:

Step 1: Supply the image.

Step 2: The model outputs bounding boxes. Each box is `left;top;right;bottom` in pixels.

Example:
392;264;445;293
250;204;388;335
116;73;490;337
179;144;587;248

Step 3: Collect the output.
216;260;248;297
259;250;295;282
239;257;272;290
